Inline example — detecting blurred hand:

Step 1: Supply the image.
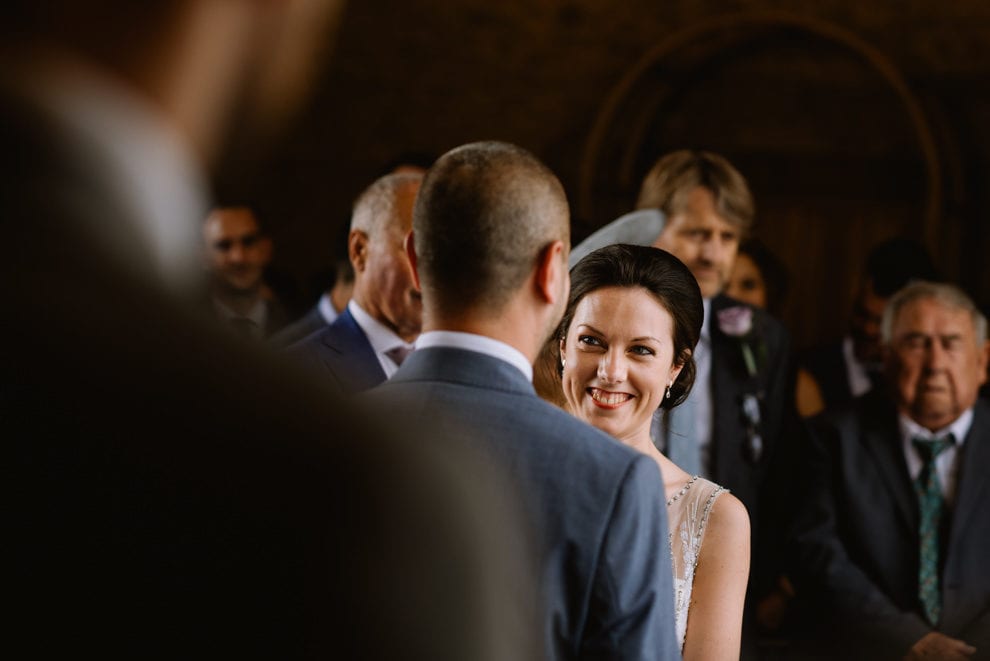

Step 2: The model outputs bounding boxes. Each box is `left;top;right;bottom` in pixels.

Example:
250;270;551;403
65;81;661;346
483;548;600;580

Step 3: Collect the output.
905;632;976;660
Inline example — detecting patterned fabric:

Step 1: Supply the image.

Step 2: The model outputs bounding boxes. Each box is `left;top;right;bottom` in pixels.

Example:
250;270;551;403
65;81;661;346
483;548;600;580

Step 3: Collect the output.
666;475;726;650
912;435;953;626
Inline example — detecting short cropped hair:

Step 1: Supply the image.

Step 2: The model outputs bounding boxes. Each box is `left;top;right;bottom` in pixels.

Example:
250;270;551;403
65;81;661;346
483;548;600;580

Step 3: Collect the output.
636;150;754;236
881;280;987;346
412;141;569;316
555;244;704;410
351;172;423;237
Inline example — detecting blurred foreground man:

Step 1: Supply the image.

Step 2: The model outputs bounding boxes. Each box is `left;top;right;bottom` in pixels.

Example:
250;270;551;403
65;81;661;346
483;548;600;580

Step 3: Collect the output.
794;281;990;659
2;2;537;659
369;141;679;661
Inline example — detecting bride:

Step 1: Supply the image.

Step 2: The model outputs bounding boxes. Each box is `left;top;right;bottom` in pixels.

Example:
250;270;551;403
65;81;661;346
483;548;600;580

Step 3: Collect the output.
554;243;750;658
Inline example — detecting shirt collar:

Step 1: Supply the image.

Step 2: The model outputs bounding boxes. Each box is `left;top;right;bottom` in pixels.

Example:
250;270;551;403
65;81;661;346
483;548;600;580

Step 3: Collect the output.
415;331;533;382
898;407;973;447
701;298;712;342
318;292;341;325
348;300;411;355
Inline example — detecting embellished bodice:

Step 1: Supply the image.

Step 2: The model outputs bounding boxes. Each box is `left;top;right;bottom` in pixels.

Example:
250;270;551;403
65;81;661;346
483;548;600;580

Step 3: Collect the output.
666;475;727;651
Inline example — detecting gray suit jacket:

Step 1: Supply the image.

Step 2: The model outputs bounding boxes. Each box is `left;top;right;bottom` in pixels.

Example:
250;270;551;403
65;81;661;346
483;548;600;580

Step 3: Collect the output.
794;391;990;657
369;346;680;661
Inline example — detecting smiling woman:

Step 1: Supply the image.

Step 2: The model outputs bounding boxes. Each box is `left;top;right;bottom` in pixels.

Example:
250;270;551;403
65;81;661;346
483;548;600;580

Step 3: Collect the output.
552;244;751;659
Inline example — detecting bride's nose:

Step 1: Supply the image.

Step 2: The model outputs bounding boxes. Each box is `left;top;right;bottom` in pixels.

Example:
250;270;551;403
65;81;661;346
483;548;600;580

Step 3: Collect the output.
597;350;627;384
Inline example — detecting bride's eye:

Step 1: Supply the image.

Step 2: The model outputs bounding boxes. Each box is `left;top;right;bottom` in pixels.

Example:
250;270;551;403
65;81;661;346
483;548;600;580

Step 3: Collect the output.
630;345;655;357
578;335;603;348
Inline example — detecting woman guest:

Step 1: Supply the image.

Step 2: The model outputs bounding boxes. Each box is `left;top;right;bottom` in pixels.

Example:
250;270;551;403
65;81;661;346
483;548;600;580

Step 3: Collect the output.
555;244;750;659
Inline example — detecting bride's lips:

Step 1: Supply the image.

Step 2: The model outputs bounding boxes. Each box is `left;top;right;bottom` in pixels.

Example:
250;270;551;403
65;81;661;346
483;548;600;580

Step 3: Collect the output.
587;387;633;409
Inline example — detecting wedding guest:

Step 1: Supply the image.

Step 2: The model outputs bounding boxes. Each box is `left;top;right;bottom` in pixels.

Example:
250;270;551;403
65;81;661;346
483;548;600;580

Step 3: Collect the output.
636;150;797;621
369;141;680;661
556;243;750;659
793;281;990;659
287;171;422;392
203;206;289;339
800;237;939;412
727;239;825;418
272;255;354;347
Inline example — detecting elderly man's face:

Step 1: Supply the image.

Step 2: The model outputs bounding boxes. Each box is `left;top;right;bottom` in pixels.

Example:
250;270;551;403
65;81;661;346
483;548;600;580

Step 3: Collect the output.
886;296;988;431
203;208;271;295
356;182;422;343
653;186;740;299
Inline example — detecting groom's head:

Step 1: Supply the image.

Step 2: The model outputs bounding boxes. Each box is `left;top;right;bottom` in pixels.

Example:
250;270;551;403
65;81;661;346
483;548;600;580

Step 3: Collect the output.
410;141;571;337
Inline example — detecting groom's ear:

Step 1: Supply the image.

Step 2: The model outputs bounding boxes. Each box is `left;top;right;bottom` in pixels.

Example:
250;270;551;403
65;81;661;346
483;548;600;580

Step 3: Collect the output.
535;240;567;305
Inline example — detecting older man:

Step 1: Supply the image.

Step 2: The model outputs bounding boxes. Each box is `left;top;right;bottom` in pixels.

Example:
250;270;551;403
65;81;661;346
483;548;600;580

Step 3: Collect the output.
288;171;422;392
369;141;679;661
794;281;990;659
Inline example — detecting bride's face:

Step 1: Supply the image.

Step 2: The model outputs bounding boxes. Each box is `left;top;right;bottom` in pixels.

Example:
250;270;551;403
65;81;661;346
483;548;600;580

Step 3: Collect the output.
560;286;683;444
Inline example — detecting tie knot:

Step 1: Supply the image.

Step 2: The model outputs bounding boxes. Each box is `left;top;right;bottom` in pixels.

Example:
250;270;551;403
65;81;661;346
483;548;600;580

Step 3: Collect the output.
386;345;413;367
912;435;954;462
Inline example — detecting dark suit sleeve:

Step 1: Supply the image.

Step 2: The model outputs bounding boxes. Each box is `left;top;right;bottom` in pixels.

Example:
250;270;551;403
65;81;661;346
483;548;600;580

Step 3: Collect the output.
792;416;931;654
581;455;679;660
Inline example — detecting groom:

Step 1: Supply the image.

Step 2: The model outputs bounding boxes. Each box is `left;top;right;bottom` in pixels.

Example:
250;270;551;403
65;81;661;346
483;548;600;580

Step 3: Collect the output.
369;141;679;661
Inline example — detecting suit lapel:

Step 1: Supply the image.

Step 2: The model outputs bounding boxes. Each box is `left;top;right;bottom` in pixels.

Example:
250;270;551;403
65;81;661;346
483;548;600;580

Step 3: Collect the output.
320;309;386;391
708;295;755;482
947;401;990;550
861;400;918;533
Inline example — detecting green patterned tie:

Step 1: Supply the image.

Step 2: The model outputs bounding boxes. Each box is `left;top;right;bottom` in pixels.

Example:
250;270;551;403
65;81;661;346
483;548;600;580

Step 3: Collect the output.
912;435;953;626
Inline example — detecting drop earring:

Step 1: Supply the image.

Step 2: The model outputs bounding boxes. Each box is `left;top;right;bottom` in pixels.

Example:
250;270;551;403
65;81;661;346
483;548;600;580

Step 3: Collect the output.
561;357;566;369
664;382;672;399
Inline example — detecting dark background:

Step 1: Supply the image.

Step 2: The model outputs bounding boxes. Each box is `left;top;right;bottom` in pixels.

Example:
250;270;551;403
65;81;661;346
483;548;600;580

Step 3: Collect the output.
216;0;990;351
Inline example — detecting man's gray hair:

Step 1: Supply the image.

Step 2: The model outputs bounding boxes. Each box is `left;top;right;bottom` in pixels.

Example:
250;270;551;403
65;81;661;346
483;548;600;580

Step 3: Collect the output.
351;172;423;236
881;280;987;345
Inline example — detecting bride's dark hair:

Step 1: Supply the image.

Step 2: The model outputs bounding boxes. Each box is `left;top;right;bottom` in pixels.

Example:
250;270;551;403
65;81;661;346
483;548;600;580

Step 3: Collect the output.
554;243;703;410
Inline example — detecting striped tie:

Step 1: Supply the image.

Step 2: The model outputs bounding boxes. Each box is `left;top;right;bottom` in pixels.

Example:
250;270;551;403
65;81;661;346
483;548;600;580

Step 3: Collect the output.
912;434;953;626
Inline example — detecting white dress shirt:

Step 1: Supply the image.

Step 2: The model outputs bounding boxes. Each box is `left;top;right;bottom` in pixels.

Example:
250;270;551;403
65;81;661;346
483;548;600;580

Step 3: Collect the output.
317;293;341;325
694;299;714;475
898;408;972;506
348;300;414;379
842;335;874;398
415;331;533;382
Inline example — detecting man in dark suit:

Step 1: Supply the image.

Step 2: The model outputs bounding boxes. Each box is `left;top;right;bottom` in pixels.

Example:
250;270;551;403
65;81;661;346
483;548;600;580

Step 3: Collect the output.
3;3;537;658
793;281;990;659
272;256;354;347
369;141;680;661
287;171;422;392
635;150;796;615
203;206;290;339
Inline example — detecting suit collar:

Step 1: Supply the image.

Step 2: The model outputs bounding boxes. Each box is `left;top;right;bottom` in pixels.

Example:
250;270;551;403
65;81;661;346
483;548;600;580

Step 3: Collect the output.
390;346;536;397
858;392;919;532
948;399;990;546
320;308;386;390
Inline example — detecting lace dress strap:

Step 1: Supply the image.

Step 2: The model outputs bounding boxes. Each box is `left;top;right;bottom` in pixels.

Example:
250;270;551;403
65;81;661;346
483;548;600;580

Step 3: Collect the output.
666;476;727;651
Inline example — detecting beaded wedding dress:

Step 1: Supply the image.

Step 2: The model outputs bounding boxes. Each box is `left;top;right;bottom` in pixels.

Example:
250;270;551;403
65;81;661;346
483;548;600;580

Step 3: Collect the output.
666;475;727;650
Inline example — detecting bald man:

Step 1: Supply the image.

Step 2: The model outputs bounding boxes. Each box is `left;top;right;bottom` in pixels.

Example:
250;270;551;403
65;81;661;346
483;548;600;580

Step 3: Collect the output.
288;171;423;392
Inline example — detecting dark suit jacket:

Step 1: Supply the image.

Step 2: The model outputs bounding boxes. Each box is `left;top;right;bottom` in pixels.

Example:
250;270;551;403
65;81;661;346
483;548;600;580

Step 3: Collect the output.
285;307;385;392
368;347;680;661
270;303;330;348
793;391;990;657
706;293;797;598
3;79;537;661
